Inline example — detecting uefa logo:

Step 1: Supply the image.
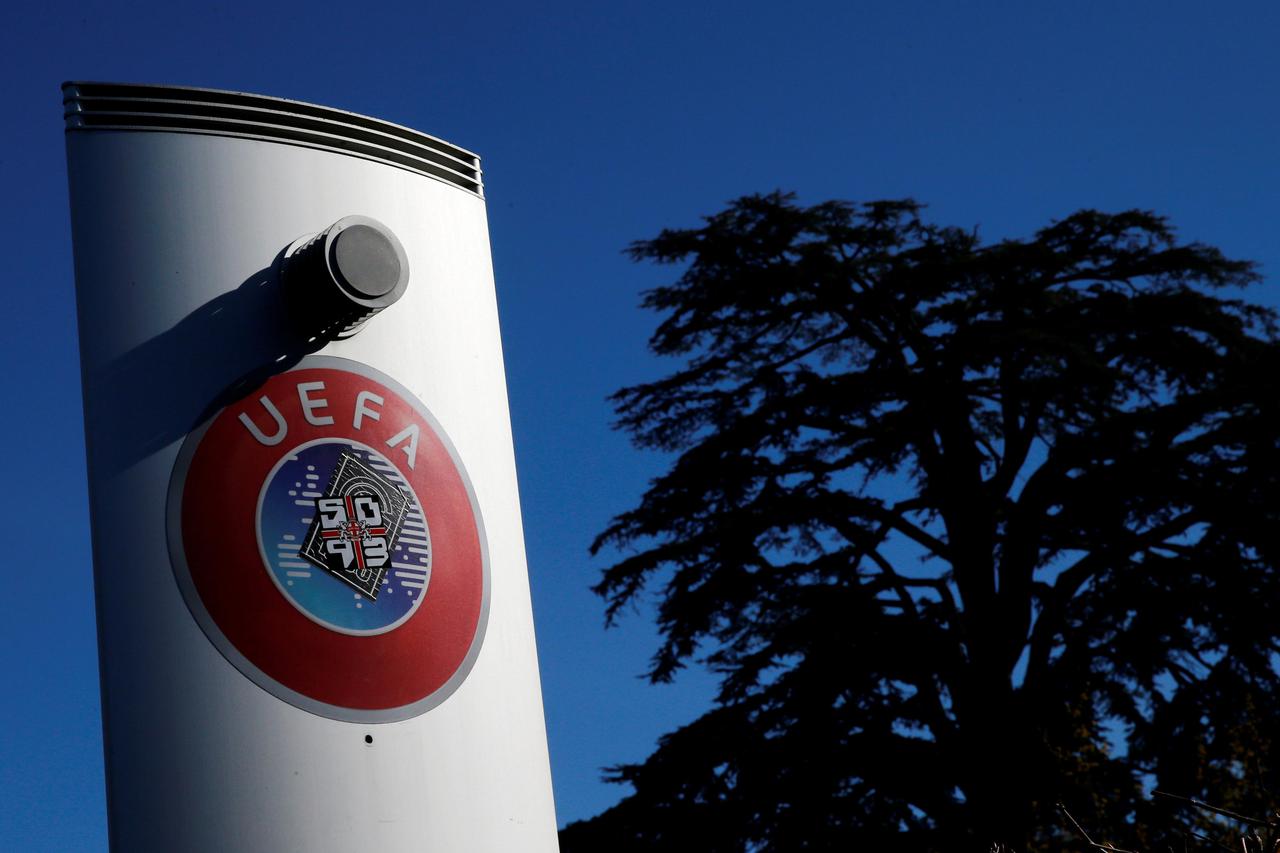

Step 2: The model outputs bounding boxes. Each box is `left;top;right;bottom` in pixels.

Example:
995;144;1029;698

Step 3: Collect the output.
167;357;489;722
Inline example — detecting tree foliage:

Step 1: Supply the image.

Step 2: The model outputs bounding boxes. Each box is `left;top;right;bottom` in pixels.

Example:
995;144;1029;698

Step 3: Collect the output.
559;194;1280;851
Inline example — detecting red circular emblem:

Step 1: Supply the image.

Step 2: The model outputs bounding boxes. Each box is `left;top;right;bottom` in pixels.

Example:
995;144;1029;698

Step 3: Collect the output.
168;357;489;722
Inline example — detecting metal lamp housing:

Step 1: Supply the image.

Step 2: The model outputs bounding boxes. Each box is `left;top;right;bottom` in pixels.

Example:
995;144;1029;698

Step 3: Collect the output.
285;215;411;338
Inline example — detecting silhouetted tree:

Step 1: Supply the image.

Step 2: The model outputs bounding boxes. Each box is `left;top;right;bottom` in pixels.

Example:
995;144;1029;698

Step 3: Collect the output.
559;194;1280;852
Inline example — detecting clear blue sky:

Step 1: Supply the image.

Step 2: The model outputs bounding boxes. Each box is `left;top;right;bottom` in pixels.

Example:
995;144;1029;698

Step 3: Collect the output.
3;1;1279;849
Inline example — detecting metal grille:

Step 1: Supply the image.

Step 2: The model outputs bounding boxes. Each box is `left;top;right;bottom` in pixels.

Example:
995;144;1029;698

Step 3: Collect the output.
63;82;483;197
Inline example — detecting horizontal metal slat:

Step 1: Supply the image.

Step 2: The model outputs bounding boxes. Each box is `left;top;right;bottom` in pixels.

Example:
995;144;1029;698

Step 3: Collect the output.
69;96;481;181
63;82;484;197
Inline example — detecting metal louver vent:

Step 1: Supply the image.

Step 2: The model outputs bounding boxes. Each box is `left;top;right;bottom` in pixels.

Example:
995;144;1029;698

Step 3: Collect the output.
63;82;483;197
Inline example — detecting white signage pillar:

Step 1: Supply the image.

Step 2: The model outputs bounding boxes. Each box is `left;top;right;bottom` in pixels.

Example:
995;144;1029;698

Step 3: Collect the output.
63;82;559;852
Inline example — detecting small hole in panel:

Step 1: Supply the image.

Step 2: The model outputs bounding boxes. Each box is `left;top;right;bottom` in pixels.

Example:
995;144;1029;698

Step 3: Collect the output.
365;734;373;745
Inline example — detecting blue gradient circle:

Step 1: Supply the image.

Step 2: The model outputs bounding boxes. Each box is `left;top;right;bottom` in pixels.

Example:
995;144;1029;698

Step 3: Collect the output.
256;438;431;635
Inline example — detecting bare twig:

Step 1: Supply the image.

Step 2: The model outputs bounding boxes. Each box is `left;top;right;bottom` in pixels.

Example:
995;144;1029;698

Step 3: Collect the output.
1059;803;1140;853
1182;827;1237;853
1154;791;1276;830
